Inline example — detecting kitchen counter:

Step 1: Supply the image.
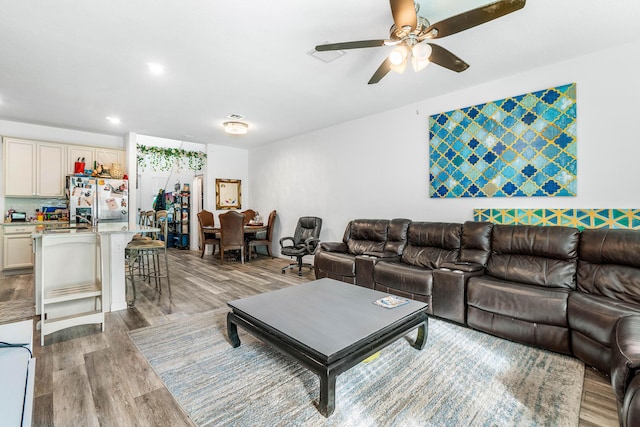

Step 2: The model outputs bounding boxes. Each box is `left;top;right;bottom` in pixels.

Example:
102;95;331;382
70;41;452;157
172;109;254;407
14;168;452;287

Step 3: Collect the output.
33;222;160;314
31;222;158;236
2;220;68;226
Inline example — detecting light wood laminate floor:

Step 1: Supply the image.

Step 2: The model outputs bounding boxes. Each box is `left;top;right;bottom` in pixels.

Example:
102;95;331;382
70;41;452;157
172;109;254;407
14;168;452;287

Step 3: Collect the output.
0;249;618;426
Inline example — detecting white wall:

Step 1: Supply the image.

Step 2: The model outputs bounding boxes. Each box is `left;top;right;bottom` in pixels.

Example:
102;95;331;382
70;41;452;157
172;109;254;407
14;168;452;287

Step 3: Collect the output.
249;39;640;250
205;144;249;221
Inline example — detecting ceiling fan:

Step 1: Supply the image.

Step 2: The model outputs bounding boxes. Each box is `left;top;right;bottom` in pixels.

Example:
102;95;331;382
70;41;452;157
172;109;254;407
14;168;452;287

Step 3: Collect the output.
315;0;526;84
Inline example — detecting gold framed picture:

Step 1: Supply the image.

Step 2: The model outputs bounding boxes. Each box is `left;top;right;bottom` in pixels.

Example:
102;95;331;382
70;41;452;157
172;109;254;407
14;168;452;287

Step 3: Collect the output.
216;178;241;209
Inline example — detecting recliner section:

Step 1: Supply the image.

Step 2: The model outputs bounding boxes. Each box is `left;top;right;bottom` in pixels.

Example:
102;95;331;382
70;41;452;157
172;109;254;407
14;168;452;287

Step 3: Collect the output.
569;228;640;374
467;224;580;355
373;222;462;310
315;218;410;285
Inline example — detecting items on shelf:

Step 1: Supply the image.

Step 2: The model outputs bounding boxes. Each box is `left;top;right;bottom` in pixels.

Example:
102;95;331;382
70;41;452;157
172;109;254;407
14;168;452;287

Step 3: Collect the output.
170;191;190;249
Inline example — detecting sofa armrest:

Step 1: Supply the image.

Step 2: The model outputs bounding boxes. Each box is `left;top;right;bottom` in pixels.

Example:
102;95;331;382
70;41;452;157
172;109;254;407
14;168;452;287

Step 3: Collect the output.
621;374;640;427
319;241;347;252
432;267;484;325
360;251;401;260
441;261;484;273
612;315;640;404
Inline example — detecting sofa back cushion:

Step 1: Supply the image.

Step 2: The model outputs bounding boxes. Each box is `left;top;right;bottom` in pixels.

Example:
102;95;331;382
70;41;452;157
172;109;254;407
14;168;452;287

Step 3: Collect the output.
344;219;389;254
578;229;640;304
401;222;461;269
487;224;579;289
460;221;493;266
384;218;411;255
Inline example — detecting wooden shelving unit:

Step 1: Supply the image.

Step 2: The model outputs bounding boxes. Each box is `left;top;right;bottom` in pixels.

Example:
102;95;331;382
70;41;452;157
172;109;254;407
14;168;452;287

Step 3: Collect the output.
40;233;104;346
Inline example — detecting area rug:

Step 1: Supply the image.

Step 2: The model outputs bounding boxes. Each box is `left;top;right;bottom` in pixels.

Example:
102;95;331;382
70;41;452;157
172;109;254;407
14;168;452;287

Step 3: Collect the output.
129;309;584;426
0;299;35;325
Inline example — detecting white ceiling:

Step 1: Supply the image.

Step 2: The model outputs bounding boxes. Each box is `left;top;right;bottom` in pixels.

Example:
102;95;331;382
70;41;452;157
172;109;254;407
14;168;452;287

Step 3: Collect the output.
0;0;639;148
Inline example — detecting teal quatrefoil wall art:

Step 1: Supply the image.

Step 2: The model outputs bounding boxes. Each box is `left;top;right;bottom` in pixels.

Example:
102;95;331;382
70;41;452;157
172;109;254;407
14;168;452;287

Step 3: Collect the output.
429;83;577;198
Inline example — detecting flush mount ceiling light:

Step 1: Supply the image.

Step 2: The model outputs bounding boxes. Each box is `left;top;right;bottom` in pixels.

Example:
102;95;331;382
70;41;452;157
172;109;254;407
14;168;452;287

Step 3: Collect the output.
105;116;121;125
223;121;249;135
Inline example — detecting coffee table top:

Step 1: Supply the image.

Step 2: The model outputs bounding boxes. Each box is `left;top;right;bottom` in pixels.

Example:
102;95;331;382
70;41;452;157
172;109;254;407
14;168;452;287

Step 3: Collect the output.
227;278;427;360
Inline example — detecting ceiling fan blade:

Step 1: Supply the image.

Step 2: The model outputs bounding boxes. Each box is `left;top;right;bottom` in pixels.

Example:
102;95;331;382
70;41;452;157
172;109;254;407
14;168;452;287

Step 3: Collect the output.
315;40;387;51
368;58;392;85
427;43;469;72
390;0;417;32
425;0;526;39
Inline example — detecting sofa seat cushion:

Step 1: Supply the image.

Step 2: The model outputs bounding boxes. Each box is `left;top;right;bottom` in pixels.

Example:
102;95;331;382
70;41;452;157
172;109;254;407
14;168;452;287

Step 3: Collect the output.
467;276;570;326
374;261;433;297
314;251;356;277
568;291;640;347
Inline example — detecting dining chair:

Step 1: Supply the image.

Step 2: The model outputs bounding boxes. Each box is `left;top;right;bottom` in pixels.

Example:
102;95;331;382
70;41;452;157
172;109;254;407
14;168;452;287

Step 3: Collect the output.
197;210;220;258
240;209;257;225
219;210;245;264
248;210;276;258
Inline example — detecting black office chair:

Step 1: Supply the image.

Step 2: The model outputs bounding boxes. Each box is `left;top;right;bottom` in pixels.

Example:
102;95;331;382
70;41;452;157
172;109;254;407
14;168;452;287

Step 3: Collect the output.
280;216;322;276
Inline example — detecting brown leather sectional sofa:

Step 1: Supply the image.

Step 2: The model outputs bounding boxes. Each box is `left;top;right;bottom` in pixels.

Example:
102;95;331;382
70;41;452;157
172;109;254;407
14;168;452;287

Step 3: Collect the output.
314;219;640;426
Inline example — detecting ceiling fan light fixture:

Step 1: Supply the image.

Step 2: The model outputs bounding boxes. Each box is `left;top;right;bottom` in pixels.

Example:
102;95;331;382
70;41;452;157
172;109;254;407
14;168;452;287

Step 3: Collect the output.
411;43;432;72
412;43;432;62
223;121;249;135
389;45;408;66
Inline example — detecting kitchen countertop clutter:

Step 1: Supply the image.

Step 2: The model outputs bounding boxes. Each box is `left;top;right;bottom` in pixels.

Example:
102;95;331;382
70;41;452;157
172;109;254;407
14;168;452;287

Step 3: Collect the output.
31;221;157;236
4;207;69;223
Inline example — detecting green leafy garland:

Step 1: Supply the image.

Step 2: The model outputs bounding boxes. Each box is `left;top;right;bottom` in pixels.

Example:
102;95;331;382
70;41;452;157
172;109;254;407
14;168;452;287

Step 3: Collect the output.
136;144;207;172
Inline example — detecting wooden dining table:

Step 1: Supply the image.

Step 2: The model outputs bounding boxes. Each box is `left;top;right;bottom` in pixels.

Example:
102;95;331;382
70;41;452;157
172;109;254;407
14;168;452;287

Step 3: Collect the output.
202;224;268;260
202;224;268;235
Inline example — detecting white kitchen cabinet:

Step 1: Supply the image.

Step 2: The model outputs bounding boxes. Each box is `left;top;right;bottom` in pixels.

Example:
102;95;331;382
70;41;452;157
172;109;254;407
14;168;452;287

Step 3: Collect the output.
3;224;36;270
3;137;65;197
3;138;36;196
66;145;125;175
67;145;95;174
95;148;125;170
37;142;65;197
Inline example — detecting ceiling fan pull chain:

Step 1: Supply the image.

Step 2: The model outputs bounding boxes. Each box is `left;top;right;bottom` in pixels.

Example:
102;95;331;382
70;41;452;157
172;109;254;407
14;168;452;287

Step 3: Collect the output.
415;79;420;115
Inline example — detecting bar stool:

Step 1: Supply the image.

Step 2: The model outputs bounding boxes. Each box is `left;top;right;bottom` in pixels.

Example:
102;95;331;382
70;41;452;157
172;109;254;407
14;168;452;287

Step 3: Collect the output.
125;210;171;307
126;210;153;283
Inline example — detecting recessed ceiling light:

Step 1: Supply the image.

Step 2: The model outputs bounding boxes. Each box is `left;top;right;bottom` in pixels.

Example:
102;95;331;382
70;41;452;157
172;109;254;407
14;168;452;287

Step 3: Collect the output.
147;62;165;75
106;116;121;125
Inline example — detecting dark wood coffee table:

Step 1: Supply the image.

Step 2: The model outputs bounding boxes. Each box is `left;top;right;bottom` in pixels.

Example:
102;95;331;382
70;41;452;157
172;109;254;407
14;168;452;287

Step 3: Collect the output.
226;278;428;417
